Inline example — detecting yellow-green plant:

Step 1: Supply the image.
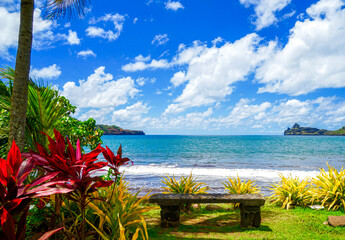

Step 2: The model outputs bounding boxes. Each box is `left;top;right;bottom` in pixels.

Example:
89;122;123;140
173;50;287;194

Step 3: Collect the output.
87;176;152;240
223;175;260;194
161;173;208;194
311;163;345;211
222;175;260;208
268;173;311;210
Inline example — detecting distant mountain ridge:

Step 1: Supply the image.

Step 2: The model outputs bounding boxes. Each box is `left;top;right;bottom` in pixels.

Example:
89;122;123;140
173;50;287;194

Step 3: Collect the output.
284;123;345;136
96;124;145;135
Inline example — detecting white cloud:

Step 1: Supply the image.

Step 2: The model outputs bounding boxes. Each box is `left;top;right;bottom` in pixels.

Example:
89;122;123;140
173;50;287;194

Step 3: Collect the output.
122;59;170;72
170;71;187;87
164;33;276;114
212;36;224;45
31;64;61;80
165;1;184;11
77;49;96;58
0;6;61;59
152;33;169;46
256;0;345;95
62;66;139;108
212;97;345;131
86;13;126;41
133;17;138;24
145;97;345;133
78;102;150;127
134;54;151;62
64;22;71;28
32;8;57;50
111;102;150;124
64;30;80;45
240;0;291;30
0;7;19;59
136;77;147;86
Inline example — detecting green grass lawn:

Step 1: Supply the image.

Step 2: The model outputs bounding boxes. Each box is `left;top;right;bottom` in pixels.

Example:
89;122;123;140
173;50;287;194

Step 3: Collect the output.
143;203;345;240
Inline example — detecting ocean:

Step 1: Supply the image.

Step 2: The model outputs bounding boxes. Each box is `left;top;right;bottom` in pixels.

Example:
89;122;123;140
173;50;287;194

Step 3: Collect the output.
100;135;345;195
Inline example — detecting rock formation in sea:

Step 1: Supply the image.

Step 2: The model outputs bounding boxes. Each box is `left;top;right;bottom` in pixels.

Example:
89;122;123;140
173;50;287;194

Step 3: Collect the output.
284;123;345;135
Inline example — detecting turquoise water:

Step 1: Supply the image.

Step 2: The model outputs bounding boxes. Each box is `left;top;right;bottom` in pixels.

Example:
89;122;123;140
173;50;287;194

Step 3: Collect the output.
101;135;345;194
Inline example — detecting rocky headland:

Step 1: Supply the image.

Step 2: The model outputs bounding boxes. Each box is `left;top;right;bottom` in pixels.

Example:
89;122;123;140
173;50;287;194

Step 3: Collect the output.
96;124;145;135
284;123;345;136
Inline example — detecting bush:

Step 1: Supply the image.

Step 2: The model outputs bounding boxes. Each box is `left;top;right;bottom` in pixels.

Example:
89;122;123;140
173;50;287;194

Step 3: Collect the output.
223;175;260;194
268;174;311;210
161;173;208;194
311;163;345;211
87;176;153;240
223;175;260;208
161;173;208;211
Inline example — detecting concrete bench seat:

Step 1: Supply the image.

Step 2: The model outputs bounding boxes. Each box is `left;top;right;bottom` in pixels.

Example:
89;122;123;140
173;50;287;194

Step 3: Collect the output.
149;193;265;228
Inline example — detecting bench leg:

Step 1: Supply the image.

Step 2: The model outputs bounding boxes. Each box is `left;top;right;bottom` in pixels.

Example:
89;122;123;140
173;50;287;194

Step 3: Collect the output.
160;205;180;228
240;205;261;228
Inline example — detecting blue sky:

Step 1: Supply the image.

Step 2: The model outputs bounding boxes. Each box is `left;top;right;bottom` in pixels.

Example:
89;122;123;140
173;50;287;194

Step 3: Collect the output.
1;0;345;135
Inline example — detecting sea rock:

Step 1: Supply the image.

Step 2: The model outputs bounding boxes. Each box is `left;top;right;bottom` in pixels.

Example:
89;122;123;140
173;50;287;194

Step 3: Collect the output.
205;204;224;211
327;216;345;227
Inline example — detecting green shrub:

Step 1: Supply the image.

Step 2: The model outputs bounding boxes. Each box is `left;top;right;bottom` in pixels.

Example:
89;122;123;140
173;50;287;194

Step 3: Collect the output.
268;173;311;210
87;176;153;240
223;175;260;194
311;163;345;211
161;173;208;211
223;175;260;208
161;173;208;194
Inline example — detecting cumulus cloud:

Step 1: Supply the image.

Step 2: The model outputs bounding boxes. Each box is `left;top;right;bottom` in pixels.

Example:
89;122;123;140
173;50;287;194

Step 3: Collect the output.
152;33;169;46
78;102;150;127
111;102;150;124
86;13;126;41
240;0;292;30
164;33;276;114
122;59;170;72
77;49;96;58
62;66;139;108
141;97;345;134
30;64;61;80
64;30;80;45
0;7;19;59
0;7;58;59
256;0;345;95
170;71;187;87
165;1;184;11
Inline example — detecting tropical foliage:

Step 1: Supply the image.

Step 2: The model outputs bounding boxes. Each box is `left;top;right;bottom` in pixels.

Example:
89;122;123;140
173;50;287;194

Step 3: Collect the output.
161;173;208;194
0;67;103;157
223;175;260;194
311;163;345;211
268;174;311;210
222;175;260;208
87;177;152;240
0;141;72;240
161;173;208;211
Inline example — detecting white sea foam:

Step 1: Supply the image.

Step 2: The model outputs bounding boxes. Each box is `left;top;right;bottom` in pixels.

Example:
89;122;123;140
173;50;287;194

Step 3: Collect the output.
121;164;319;182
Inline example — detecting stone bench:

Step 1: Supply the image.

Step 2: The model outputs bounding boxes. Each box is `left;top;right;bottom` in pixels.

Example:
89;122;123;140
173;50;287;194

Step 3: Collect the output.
149;193;265;228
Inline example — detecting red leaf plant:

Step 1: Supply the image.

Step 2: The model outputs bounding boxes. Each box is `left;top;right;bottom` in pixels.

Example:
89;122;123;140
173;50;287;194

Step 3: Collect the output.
101;145;132;179
24;129;113;240
0;141;70;240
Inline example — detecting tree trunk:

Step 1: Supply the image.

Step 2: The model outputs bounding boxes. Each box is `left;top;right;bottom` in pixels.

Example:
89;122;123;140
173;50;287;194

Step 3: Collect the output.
9;0;34;151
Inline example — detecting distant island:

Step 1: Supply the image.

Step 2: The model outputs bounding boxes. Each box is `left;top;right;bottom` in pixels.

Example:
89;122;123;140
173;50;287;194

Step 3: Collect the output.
96;124;145;135
284;123;345;136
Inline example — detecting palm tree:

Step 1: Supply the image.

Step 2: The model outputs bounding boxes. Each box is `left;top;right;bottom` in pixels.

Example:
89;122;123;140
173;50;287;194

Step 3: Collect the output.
9;0;90;151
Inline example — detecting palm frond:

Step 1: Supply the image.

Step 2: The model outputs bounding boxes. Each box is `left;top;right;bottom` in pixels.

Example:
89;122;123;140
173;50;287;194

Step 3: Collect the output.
43;0;91;19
